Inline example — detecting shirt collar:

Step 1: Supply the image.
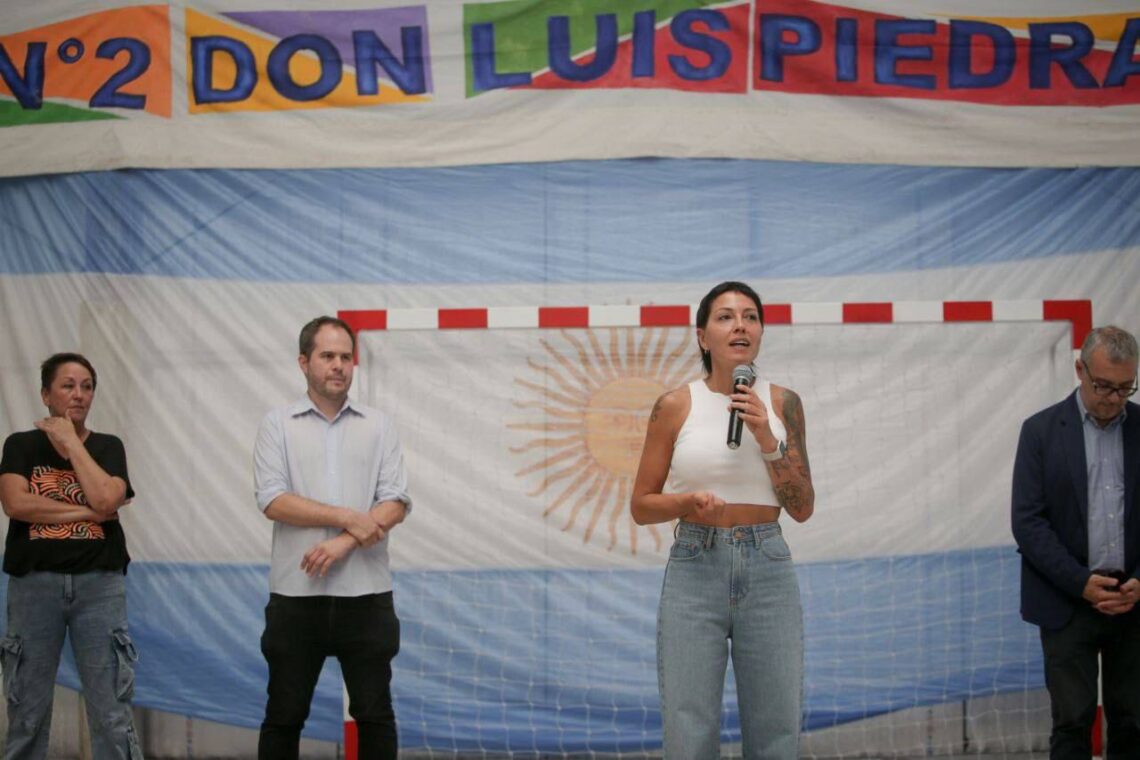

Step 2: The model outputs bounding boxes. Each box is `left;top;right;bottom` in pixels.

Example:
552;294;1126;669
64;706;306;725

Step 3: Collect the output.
288;395;365;422
1074;389;1126;429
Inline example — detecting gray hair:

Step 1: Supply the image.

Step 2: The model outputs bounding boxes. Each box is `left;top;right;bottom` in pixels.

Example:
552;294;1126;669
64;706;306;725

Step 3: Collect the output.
1080;325;1139;366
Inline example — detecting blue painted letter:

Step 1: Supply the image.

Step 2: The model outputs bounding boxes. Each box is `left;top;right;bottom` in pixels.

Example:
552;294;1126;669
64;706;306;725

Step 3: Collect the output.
759;15;820;82
353;28;426;95
670;9;730;81
471;22;531;91
948;21;1014;89
0;41;45;109
549;15;617;82
875;19;935;89
191;36;256;104
268;34;342;102
1104;17;1140;87
1028;22;1097;89
632;10;656;79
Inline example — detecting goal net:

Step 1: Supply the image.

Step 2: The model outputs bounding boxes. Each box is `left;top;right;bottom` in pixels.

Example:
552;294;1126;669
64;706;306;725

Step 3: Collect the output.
347;304;1079;757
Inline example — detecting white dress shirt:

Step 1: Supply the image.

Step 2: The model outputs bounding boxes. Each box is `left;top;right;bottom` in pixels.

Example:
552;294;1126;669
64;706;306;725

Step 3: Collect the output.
254;396;411;596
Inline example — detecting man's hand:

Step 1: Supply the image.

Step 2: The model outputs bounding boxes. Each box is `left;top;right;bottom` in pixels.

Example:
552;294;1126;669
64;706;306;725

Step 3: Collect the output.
685;491;726;523
342;510;383;547
1094;576;1139;615
301;534;357;578
34;417;82;460
1084;573;1133;615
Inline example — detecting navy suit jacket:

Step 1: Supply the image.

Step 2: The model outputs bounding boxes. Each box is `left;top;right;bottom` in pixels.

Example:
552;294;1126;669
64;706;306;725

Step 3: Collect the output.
1011;391;1140;630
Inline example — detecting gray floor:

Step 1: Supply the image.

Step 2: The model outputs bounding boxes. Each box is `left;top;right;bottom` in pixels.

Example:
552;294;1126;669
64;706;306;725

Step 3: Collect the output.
1;686;1062;759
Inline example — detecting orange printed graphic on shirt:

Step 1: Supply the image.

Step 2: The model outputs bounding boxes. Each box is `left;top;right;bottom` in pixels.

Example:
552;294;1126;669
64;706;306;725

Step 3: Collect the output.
27;466;105;540
30;521;106;540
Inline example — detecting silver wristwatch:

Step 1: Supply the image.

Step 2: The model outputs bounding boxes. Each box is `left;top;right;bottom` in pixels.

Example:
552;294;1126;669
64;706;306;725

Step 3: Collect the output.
761;441;787;462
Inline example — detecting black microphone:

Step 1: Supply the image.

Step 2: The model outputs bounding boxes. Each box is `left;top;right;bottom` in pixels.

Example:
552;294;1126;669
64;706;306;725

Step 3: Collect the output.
727;364;756;449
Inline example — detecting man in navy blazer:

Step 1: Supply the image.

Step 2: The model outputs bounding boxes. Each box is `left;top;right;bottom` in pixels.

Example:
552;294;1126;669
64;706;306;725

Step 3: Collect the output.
1012;325;1140;760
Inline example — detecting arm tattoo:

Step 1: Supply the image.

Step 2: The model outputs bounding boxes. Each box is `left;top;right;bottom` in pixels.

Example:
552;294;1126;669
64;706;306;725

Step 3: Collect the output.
774;484;808;515
781;390;811;477
770;389;814;517
649;398;664;423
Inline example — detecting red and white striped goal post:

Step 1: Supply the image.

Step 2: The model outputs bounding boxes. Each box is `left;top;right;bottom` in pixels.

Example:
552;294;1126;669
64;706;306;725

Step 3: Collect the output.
339;299;1092;364
337;297;1091;758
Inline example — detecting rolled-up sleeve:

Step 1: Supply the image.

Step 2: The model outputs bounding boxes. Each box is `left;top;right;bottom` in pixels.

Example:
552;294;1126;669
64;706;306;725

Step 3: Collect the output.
253;408;289;512
374;415;412;514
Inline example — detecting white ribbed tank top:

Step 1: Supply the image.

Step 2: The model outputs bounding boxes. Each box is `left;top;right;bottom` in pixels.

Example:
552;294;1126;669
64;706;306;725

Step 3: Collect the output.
668;377;787;506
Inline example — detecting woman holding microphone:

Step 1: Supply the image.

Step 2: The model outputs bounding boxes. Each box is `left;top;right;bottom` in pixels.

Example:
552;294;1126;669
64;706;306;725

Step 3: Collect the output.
632;281;815;759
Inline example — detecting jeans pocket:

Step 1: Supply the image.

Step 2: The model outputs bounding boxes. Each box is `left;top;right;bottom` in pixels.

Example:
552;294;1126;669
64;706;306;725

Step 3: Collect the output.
760;533;792;561
0;636;21;706
111;629;138;702
668;540;704;561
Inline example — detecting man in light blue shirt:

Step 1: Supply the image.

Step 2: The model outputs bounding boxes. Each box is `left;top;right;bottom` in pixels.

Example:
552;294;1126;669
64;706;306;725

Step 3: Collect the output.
1012;325;1140;759
253;316;411;760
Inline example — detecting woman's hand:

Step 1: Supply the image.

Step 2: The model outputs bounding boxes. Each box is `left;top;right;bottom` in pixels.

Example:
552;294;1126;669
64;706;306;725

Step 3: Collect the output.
728;384;780;453
685;491;726;523
35;416;82;460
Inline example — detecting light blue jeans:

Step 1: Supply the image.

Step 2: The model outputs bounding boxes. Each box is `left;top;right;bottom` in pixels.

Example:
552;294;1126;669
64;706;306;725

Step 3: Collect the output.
1;571;143;760
657;521;803;759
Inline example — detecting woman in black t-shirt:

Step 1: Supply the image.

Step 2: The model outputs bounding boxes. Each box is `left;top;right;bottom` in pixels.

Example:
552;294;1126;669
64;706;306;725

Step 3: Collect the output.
0;352;143;759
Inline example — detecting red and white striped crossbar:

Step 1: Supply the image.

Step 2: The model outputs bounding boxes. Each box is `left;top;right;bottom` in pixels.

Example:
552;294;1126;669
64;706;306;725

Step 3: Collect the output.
338;299;1092;364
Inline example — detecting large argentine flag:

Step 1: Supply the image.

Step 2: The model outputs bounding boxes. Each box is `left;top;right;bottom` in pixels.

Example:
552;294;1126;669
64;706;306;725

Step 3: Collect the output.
1;160;1138;752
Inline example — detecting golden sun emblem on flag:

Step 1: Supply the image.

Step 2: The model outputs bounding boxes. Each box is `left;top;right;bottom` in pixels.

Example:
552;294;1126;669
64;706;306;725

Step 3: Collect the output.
509;327;698;554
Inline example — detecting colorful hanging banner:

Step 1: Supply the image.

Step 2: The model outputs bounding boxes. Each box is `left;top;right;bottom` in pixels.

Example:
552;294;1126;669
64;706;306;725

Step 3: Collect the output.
2;0;1139;174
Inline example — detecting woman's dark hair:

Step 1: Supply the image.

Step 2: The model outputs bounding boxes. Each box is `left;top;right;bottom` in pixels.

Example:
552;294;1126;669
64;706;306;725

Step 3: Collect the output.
41;352;97;391
299;316;356;359
695;281;764;374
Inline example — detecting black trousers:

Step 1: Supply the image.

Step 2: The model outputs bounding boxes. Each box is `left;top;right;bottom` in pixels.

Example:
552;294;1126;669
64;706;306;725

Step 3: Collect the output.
258;592;400;760
1040;604;1140;760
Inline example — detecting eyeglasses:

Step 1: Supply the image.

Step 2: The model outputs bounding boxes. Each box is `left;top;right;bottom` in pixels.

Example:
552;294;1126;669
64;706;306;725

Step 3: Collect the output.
1082;361;1139;399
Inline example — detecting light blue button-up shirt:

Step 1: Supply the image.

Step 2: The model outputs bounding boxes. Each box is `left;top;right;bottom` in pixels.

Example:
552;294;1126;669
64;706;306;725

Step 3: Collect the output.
1075;393;1126;572
254;396;411;596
